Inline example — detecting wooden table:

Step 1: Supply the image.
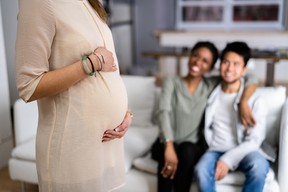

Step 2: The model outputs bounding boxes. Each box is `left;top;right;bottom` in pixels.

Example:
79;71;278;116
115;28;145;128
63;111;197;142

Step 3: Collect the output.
143;51;288;86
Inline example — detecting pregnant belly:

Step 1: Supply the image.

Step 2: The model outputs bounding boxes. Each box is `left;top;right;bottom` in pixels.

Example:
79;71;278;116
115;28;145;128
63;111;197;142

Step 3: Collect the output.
42;74;128;142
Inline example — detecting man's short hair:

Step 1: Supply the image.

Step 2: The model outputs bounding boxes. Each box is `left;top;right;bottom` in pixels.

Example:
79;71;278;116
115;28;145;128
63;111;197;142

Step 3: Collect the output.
220;42;251;67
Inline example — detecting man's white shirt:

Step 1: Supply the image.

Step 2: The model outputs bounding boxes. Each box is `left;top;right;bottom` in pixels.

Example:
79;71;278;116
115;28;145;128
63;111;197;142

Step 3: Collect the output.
210;90;238;152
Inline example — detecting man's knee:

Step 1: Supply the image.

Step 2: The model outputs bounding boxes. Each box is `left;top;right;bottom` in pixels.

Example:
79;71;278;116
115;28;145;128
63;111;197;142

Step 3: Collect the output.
243;152;269;178
194;160;209;179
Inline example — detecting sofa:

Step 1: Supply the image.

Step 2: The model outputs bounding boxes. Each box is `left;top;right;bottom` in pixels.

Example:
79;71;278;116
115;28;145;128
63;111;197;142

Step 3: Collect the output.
9;75;288;192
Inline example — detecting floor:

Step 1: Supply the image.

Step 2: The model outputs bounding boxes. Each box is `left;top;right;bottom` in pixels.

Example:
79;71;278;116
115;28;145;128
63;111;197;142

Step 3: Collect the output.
0;166;38;192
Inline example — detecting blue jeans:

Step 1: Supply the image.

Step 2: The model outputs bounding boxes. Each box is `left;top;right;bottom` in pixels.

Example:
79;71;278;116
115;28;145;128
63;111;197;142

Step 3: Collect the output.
194;151;269;192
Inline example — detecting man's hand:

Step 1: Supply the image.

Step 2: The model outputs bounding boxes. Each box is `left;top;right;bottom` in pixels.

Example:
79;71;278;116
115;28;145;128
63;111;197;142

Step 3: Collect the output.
215;160;229;181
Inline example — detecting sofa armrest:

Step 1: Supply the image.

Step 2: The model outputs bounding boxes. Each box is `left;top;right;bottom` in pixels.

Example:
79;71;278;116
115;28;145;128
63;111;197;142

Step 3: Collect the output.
278;97;288;192
13;99;38;146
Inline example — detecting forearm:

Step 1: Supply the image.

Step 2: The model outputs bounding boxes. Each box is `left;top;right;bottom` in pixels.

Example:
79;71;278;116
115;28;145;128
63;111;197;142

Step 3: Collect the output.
29;60;87;101
240;83;257;102
158;77;175;142
158;111;174;142
243;73;258;87
221;113;266;170
220;141;259;171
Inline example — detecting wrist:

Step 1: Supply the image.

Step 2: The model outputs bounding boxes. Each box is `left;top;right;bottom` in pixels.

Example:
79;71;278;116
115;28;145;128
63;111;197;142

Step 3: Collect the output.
165;141;173;147
240;98;249;103
93;52;104;71
89;53;102;71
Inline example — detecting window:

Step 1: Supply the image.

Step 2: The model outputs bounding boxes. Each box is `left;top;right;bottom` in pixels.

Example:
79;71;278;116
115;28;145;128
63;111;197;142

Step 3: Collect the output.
176;0;284;30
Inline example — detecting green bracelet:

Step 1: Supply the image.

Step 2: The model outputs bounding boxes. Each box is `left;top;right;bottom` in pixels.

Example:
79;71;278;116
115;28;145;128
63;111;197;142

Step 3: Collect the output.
82;55;94;76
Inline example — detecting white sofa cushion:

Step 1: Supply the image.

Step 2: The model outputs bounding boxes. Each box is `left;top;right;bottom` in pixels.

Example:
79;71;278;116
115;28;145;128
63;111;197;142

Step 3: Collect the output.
252;86;286;147
133;153;157;174
114;169;157;192
133;153;276;185
8;158;38;184
11;138;35;161
216;168;275;185
13;99;38;146
278;97;288;192
124;125;159;172
121;75;156;127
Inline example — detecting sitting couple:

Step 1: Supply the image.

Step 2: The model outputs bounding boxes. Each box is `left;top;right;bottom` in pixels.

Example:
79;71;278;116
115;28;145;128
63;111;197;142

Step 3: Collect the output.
151;41;275;192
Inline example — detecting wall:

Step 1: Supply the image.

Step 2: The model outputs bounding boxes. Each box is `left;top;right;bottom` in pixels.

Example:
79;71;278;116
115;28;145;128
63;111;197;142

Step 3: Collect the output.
109;0;134;73
0;0;13;169
2;0;288;107
132;0;288;83
133;0;175;75
1;0;18;106
156;31;288;83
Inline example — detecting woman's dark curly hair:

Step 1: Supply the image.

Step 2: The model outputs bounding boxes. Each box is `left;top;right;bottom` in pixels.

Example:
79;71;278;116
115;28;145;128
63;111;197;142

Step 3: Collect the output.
190;41;219;71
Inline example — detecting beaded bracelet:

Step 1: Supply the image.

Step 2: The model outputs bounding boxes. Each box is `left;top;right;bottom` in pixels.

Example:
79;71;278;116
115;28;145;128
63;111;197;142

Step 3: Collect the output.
82;55;94;76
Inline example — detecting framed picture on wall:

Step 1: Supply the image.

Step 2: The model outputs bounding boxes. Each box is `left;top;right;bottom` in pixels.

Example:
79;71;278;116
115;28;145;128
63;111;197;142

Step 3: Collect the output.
176;0;285;30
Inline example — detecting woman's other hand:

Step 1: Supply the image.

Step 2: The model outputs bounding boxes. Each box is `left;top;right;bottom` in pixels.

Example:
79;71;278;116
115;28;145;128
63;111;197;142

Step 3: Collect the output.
161;141;178;179
102;111;133;142
93;47;117;72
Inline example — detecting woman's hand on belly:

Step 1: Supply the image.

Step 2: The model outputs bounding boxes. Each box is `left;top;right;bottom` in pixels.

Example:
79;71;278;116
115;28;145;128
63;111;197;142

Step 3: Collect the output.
102;111;133;142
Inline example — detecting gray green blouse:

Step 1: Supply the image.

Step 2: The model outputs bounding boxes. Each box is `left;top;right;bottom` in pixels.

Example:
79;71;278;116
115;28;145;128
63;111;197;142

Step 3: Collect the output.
157;74;257;144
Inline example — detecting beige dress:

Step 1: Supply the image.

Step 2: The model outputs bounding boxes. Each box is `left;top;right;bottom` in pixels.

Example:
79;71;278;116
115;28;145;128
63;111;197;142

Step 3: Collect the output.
15;0;127;191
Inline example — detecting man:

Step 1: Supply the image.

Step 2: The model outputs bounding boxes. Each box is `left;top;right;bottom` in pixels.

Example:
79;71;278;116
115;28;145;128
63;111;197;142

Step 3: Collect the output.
194;42;275;192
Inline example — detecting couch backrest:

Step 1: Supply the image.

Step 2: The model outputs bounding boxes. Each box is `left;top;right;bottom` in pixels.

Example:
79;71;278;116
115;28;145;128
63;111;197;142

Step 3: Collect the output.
12;75;157;146
13;76;285;149
121;76;287;148
251;86;286;147
13;99;38;146
121;75;157;127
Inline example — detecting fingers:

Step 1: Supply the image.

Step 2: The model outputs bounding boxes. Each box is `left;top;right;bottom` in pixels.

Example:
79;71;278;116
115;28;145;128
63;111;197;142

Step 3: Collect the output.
241;118;248;130
215;166;227;180
241;116;256;130
102;129;122;142
161;163;177;179
101;113;131;142
102;133;118;142
215;168;223;181
215;162;228;181
247;116;256;128
239;102;256;128
102;126;128;142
